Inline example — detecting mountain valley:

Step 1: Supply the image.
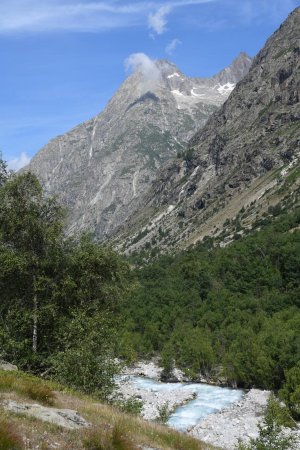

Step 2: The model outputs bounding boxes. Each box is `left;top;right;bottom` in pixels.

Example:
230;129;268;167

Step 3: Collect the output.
1;6;300;450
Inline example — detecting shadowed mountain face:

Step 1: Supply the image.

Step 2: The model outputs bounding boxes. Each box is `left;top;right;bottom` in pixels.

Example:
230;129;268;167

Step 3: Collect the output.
116;8;300;255
24;53;251;239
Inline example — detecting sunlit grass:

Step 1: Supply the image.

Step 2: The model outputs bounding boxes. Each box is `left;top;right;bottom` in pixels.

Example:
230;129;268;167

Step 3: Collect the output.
0;370;55;405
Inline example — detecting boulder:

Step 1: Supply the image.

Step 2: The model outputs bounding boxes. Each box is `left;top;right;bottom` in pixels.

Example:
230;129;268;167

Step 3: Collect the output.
0;360;18;371
3;400;90;430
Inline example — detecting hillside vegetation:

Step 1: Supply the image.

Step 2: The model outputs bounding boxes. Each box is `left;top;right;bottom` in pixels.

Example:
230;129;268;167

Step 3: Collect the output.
0;370;214;450
120;208;300;416
0;161;130;397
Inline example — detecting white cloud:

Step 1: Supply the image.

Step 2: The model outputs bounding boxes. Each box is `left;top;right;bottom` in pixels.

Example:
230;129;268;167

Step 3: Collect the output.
147;1;216;36
125;53;162;92
0;0;293;36
0;0;146;33
0;0;215;34
7;152;31;171
165;38;182;54
148;4;172;35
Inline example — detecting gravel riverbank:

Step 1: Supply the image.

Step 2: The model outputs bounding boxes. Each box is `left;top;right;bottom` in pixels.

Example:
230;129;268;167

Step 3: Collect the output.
116;375;196;421
190;389;300;449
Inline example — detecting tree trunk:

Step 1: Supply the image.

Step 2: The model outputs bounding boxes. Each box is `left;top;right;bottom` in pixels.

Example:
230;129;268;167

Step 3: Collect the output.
32;293;38;353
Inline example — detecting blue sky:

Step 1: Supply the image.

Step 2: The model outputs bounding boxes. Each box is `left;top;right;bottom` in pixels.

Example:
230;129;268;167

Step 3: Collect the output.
0;0;298;170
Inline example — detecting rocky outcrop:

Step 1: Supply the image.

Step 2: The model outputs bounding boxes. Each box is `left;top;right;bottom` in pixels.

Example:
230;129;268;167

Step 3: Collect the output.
0;361;18;371
117;7;300;255
3;400;90;430
122;360;188;383
24;55;251;240
122;360;163;381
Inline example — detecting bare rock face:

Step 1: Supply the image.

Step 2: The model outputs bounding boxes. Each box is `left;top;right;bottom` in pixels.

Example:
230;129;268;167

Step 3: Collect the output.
117;7;300;254
24;55;251;240
3;400;90;429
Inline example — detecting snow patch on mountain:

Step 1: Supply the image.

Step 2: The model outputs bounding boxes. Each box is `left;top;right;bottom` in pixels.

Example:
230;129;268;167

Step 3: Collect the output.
167;72;180;79
216;82;235;95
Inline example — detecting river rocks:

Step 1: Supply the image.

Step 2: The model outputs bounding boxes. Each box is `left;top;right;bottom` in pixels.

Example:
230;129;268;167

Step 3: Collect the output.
0;360;18;371
190;389;270;449
3;400;90;430
123;360;188;383
123;361;163;380
123;360;225;385
120;363;300;448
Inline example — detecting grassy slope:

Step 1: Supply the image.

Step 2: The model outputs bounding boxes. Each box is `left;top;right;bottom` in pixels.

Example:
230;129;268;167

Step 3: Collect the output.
0;370;217;450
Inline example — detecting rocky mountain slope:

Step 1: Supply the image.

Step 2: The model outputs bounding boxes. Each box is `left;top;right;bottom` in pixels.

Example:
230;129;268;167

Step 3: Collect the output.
116;7;300;256
24;54;251;239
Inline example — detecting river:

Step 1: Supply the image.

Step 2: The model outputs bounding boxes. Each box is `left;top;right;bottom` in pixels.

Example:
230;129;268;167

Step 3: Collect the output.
129;376;244;431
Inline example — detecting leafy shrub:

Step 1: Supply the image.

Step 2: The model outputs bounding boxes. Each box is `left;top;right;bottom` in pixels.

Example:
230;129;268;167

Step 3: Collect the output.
0;419;23;450
265;393;296;428
157;402;171;424
115;397;143;416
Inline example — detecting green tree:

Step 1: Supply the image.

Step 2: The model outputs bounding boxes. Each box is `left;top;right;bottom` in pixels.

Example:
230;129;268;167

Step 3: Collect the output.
0;172;64;365
280;363;300;420
52;310;121;397
0;173;130;391
0;155;10;187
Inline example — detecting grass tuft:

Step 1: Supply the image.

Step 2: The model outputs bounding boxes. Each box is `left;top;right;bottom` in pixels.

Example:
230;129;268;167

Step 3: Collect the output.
82;424;138;450
0;370;55;405
111;425;138;450
0;418;23;450
22;382;55;405
82;426;111;450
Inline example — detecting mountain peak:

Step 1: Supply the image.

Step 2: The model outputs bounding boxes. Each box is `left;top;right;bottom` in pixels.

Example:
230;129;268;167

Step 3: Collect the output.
235;51;252;62
24;50;252;240
155;59;183;79
212;52;252;85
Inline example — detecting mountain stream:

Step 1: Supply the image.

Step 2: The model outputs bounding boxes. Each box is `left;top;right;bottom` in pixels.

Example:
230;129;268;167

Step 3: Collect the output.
129;376;244;431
